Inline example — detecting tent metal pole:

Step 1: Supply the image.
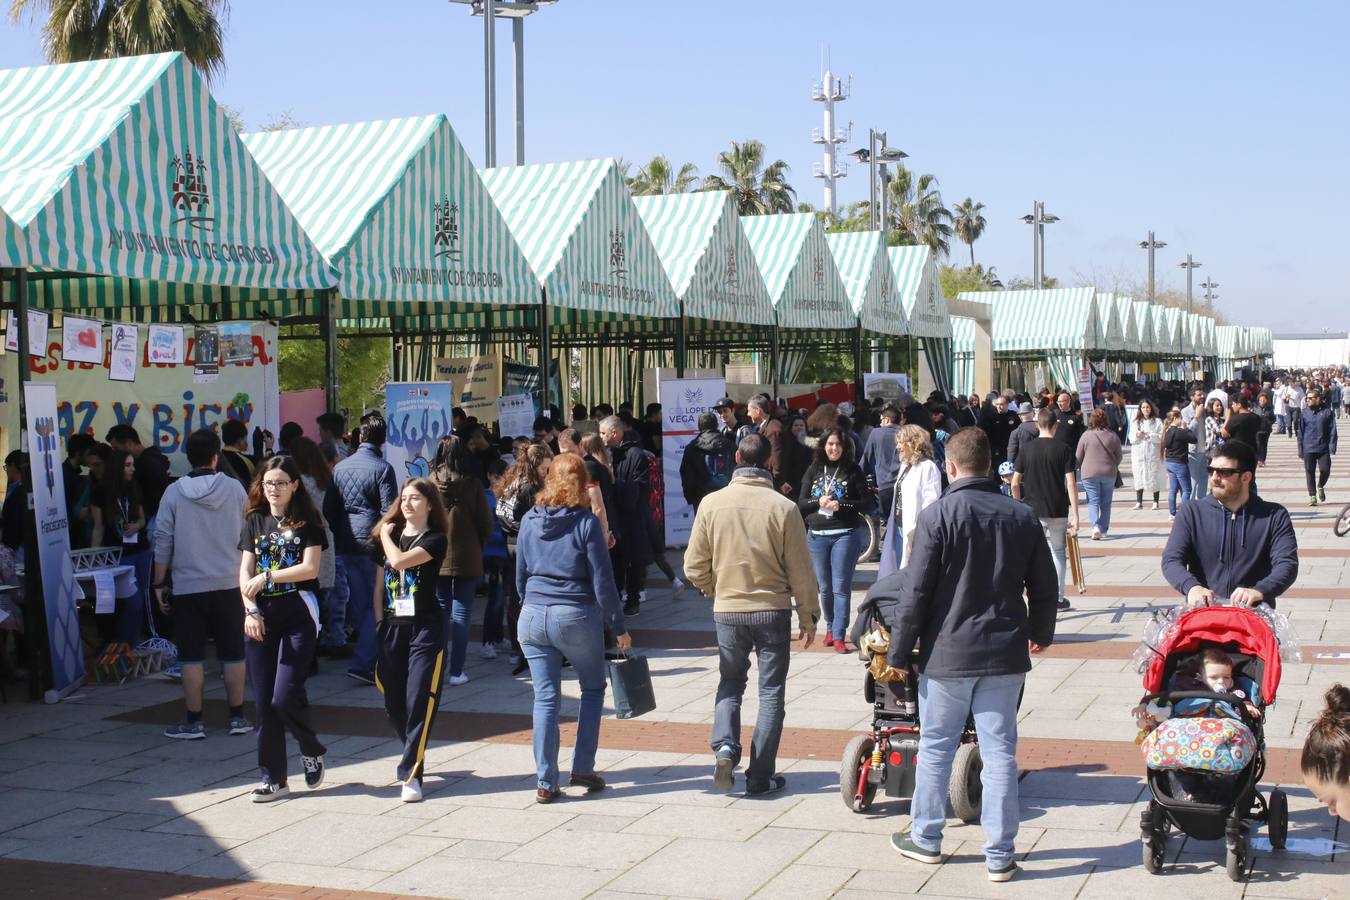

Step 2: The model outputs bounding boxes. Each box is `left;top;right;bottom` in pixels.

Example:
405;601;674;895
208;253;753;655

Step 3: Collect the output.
323;289;340;413
537;288;550;408
14;268;30;397
769;323;780;399
853;320;864;406
675;304;687;378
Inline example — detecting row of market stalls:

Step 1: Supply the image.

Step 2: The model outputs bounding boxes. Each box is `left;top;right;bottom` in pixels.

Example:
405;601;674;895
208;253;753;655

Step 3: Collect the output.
1;52;1275;418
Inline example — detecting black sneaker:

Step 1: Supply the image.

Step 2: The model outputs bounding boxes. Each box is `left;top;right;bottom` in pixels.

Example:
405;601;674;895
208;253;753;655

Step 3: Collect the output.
713;748;736;791
623;600;640;617
744;775;787;797
163;721;205;740
302;754;325;789
890;830;941;864
1319;488;1327;503
1056;598;1072;611
347;669;376;686
250;782;289;803
988;861;1020;882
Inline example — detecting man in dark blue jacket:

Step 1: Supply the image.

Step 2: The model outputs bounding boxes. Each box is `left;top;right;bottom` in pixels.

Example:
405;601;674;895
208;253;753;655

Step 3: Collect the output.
877;428;1058;883
1162;440;1298;608
331;414;398;683
1296;386;1338;505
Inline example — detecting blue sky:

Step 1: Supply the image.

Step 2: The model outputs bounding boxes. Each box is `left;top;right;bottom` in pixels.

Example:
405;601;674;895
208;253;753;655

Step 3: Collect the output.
3;0;1346;332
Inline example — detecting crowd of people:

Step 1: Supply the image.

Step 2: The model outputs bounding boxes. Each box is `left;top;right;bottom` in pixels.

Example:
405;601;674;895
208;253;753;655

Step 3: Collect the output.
24;362;1348;876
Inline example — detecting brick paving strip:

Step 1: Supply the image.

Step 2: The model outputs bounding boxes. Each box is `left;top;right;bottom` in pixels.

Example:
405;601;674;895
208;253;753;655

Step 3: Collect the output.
0;858;411;899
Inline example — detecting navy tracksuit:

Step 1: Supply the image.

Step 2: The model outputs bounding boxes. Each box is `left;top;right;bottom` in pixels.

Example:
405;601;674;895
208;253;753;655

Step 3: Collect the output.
377;618;446;784
245;592;327;785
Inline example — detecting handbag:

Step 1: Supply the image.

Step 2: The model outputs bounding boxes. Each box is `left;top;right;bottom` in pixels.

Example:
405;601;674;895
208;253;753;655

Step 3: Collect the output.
607;651;657;719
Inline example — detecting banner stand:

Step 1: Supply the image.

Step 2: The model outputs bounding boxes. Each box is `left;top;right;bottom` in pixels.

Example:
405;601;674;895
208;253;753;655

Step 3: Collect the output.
659;375;726;548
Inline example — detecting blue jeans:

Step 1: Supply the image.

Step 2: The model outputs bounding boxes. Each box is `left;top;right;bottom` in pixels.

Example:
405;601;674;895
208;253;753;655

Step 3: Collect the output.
518;603;608;790
119;546;151;645
341;553;378;674
807;527;863;641
1165;461;1192;516
711;614;791;790
1188;450;1209;499
1275;413;1287;434
1081;475;1115;535
436;575;482;677
321;555;350;648
910;673;1024;869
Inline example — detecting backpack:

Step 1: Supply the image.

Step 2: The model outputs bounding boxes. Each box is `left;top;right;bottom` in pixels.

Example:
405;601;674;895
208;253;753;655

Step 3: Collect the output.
702;445;732;491
496;480;525;535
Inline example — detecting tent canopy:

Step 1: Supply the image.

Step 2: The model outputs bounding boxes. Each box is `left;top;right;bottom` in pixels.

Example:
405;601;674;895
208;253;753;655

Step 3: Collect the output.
825;230;909;336
959;288;1099;355
1114;294;1140;354
243;115;537;317
1159;306;1186;357
889;245;951;339
1148;305;1170;355
741;212;853;331
1131;299;1157;355
1094;291;1125;354
0;52;330;292
480;158;677;321
950;315;976;396
631;190;773;327
0;206;21;266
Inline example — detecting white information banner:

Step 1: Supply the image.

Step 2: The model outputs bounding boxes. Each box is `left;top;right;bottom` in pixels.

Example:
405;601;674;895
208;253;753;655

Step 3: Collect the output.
863;372;913;405
1077;368;1095;413
659;376;726;547
23;382;85;700
497;393;536;439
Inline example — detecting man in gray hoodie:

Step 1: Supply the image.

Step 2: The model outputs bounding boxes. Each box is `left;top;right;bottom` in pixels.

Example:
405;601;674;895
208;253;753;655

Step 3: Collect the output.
153;429;249;740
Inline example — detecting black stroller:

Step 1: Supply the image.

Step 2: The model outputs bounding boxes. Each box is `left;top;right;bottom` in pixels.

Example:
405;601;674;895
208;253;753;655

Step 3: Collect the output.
838;594;982;820
1136;605;1288;881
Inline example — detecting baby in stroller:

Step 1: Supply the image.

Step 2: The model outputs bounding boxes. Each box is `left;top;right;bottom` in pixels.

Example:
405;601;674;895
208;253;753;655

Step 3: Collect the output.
1134;648;1261;803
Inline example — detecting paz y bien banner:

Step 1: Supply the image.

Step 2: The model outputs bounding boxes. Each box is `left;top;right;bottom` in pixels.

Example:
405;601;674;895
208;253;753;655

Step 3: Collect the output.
659;376;726;547
23;382;86;701
385;381;454;487
3;323;280;476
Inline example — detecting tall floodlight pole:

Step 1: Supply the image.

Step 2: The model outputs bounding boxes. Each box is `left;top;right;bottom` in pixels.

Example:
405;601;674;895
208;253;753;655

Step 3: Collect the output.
1178;255;1202;358
849;134;906;232
483;0;495;165
1138;231;1167;302
1021;202;1059;289
1200;277;1220;316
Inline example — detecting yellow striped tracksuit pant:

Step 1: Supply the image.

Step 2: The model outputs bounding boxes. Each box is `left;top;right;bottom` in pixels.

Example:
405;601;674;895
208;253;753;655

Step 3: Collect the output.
376;617;446;784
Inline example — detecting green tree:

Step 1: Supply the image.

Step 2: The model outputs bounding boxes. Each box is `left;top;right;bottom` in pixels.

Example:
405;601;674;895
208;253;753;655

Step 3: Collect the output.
952;197;987;266
701;140;796;215
278;327;390;418
940;263;1003;298
10;0;229;81
1006;274;1059;290
884;165;953;257
628;155;699;195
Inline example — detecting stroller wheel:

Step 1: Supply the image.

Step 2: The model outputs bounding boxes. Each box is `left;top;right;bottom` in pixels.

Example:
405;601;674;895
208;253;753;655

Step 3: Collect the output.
1225;830;1249;882
1268;788;1289;850
948;743;983;824
839;734;878;812
1142;835;1166;874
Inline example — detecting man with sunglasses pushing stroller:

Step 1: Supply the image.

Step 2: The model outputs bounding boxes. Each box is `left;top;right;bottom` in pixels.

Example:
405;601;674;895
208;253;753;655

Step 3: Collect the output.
873;428;1060;883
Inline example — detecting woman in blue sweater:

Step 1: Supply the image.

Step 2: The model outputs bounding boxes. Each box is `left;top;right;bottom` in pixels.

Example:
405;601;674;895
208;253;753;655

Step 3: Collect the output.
516;453;631;803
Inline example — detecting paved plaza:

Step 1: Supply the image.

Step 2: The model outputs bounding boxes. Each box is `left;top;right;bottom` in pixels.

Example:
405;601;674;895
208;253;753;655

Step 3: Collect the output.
1;435;1347;899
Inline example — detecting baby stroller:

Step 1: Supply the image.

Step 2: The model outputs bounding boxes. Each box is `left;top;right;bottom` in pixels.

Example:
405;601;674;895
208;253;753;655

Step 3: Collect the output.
838;594;982;821
1136;603;1288;881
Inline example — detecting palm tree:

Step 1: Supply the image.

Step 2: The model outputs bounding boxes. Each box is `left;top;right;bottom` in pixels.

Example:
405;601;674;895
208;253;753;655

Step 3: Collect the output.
976;263;1003;289
701;140;795;215
628;155;699;196
11;0;229;82
952;197;987;266
884;165;953;257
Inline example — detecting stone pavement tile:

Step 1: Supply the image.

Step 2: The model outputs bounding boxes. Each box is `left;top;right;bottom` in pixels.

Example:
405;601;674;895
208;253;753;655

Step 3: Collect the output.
343;835;454;872
0;835;31;856
0;756;38;775
917;849;1093;898
0;788;81;832
1074;861;1245;899
229;810;422;867
95;811;177;831
606;826;824;899
2;822;237;873
798;831;951;884
754;863;857;899
421;771;543;810
411;805;575;844
1019;796;1134;832
771;790;911;835
250;860;386;891
1017;771;1145;803
436;838;516;860
622;802;780;841
504;826;671;869
1021;827;1146;868
548;797;662;820
2;806;117;839
554;813;640;833
0;735;144;766
930;824;1046;857
1245;857;1350;898
372;855;617;899
149;793;319;841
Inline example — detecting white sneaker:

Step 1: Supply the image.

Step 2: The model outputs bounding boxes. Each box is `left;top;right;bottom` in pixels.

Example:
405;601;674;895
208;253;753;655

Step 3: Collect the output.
493;639;513;652
1131;502;1142;510
480;644;498;659
449;673;470;686
672;578;686;597
1151;501;1160;511
401;780;423;803
1091;529;1102;541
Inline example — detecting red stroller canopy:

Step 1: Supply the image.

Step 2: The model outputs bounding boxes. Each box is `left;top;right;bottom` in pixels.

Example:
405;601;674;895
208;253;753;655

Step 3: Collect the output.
1142;606;1283;704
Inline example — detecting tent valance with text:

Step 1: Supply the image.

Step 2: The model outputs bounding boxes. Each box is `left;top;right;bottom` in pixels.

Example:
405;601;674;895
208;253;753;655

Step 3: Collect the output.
889;245;951;339
826;230;909;336
740;212;853;330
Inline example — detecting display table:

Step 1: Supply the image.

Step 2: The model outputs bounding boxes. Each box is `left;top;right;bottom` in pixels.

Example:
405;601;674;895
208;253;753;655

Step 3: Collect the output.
73;565;138;612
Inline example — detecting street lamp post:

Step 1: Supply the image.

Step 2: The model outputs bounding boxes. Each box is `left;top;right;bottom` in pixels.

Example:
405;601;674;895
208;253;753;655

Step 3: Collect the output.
1138;231;1167;303
1021;201;1059;289
1177;255;1201;359
450;0;558;166
848;131;906;231
1199;277;1220;316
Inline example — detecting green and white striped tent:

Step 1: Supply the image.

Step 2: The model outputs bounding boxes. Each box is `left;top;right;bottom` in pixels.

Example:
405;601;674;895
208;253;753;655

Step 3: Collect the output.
1158;307;1186;357
1093;292;1126;356
1216;325;1245;370
889;245;953;396
959;288;1100;389
950;315;976;397
480;159;677;328
0;52;332;316
1132;299;1158;356
243;115;538;322
1148;305;1171;356
1114;295;1141;355
1189;313;1215;357
631;190;773;328
1251;326;1273;358
0;205;22;266
825;230;908;336
741;213;853;331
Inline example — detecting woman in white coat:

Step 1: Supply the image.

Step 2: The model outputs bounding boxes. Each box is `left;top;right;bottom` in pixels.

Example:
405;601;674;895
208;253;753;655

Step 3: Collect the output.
877;424;943;579
1129;398;1166;510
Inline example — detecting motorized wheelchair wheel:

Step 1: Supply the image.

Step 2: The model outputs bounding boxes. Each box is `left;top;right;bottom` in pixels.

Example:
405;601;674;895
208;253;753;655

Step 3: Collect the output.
948;742;982;824
840;734;878;812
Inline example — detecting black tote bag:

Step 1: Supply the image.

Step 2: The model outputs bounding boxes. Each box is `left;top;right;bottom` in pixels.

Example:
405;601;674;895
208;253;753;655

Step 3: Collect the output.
608;652;657;719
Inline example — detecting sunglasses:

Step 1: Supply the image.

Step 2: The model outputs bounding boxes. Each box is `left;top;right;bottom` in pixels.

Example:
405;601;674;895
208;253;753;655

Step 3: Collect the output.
1206;466;1241;479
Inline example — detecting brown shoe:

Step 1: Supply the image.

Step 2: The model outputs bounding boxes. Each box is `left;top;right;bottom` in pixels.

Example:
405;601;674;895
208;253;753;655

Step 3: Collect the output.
535;787;561;804
569;773;606;793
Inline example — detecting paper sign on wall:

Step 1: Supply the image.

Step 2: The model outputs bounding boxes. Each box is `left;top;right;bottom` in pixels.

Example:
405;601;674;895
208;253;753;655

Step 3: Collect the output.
26;309;48;357
219;323;254;364
193;325;219;382
62;316;103;364
109;324;138;382
147;324;185;364
497;393;537;438
5;311;17;353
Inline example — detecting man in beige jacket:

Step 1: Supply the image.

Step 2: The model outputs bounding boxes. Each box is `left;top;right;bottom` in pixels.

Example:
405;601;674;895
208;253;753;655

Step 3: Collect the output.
684;432;819;796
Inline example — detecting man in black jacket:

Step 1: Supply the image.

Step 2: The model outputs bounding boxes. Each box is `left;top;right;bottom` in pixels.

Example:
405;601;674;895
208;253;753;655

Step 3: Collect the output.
1162;440;1298;608
877;427;1058;882
679;413;734;511
601;415;655;616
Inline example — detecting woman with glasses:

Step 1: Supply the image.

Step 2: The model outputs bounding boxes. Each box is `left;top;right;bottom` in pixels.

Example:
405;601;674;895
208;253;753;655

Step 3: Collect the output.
239;457;329;802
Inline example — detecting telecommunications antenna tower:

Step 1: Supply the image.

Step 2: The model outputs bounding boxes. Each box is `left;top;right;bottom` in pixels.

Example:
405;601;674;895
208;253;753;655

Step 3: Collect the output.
811;54;851;219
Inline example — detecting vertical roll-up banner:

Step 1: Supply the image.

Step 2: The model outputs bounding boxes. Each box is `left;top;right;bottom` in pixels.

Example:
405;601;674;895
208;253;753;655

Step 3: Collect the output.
659;376;726;547
24;382;85;701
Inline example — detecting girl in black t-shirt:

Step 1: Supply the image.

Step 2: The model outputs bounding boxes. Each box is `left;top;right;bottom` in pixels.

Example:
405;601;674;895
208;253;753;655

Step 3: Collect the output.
371;477;450;803
89;450;149;646
238;456;329;803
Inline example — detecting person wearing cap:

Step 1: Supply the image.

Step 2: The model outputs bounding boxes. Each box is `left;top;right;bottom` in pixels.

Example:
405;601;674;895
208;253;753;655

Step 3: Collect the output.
714;397;740;441
1296;385;1337;506
1005;402;1040;468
